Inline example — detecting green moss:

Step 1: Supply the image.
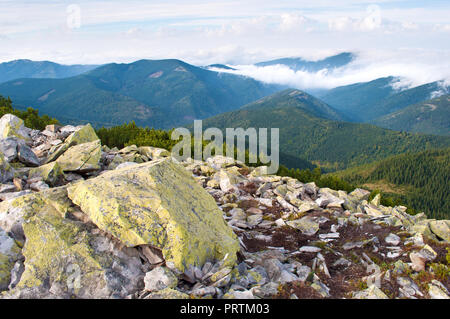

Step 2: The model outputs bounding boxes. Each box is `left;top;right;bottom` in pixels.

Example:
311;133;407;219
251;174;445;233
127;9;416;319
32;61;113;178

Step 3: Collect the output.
430;263;450;281
356;280;368;290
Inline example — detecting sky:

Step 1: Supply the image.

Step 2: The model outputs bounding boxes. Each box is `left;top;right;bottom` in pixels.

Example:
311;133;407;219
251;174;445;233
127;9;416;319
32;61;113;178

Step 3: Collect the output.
0;0;449;89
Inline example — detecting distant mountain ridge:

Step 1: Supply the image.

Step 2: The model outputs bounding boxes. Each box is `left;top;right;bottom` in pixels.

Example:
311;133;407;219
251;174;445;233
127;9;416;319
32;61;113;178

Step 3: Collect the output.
0;59;283;128
372;94;450;136
0;59;100;83
240;89;346;121
255;52;355;72
319;77;446;122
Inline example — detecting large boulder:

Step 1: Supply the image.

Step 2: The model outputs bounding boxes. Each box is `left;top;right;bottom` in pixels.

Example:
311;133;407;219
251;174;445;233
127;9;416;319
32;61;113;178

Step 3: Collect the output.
17;144;40;167
8;211;143;298
429;220;450;242
0;187;144;298
0;114;30;142
56;140;101;173
28;162;65;186
64;124;99;147
138;146;170;160
46;124;99;163
0;187;72;245
0;138;20;162
67;158;240;272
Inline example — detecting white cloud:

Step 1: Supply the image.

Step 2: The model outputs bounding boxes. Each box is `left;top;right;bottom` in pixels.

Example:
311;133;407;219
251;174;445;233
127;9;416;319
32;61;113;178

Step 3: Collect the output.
211;49;450;90
0;0;448;77
434;24;450;32
328;5;382;32
278;13;309;32
430;80;450;99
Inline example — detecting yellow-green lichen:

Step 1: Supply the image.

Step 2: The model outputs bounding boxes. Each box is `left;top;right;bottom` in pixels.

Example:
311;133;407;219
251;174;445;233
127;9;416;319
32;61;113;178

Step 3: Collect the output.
67;159;240;272
56;140;101;172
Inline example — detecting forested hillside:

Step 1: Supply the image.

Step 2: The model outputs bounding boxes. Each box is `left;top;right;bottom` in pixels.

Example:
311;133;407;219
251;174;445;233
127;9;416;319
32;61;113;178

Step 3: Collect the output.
201;90;450;171
0;95;59;130
372;94;450;136
319;78;444;122
0;59;282;129
333;148;450;219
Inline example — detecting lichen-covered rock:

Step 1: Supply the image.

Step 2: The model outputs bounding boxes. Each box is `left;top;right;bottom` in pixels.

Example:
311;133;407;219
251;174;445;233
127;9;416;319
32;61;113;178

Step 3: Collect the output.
0;153;14;183
138;146;170;160
349;188;371;201
249;166;269;177
64;124;98;147
428;220;450;242
286;216;320;236
45;124;99;163
371;194;381;206
145;287;189;299
353;285;389;299
206;156;236;170
10;210;143;298
56;140;101;173
217;169;243;193
0;228;21;290
107;154;126;170
0;186;72;245
67;159;240;273
28;162;65;186
0;114;30;142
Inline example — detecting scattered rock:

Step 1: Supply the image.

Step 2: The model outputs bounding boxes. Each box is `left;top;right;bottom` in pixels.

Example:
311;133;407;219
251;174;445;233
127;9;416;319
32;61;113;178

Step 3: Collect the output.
0;115;449;299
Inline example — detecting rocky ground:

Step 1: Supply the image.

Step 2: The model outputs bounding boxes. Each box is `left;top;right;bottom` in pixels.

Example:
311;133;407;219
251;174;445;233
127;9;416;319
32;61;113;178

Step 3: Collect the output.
0;113;449;299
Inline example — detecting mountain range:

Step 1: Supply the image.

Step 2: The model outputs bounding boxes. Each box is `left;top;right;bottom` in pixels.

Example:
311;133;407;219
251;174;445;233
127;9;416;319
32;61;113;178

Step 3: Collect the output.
0;55;448;137
0;59;99;84
318;77;448;122
372;94;450;136
0;59;282;128
255;52;355;72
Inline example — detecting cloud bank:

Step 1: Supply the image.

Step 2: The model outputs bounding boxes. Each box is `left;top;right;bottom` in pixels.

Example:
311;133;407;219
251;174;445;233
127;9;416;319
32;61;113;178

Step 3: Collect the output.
209;50;450;90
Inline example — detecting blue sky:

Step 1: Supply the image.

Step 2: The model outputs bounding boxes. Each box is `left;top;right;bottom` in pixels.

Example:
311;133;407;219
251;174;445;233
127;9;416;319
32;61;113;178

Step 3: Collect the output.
0;0;449;88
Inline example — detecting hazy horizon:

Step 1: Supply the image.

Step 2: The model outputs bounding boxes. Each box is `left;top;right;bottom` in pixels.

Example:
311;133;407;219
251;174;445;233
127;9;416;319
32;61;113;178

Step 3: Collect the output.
1;0;449;89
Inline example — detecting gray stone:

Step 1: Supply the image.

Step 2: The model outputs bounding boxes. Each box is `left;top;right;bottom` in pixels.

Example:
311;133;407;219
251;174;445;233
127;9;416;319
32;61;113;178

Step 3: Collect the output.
353;285;389;299
30;181;50;192
385;233;401;246
251;282;279;298
0;114;31;141
0;138;20;163
286;216;319;236
0;183;16;193
115;162;139;170
17;144;40;167
144;267;178;292
299;246;321;253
